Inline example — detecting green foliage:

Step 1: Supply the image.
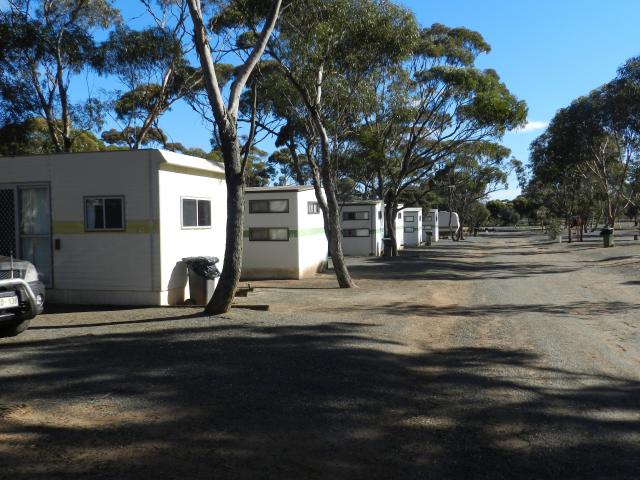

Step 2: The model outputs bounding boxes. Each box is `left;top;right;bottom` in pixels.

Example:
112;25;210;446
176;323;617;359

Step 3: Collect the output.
525;55;640;228
417;23;490;66
101;126;167;149
512;195;530;218
485;199;520;226
546;217;562;239
0;117;107;155
467;202;490;228
0;0;120;151
347;20;525;235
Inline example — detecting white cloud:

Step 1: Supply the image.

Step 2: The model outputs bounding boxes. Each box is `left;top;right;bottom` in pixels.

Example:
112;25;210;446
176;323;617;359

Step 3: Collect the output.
514;121;548;133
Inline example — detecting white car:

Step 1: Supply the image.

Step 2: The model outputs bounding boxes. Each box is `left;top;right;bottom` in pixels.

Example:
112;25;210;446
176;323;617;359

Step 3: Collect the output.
0;256;45;337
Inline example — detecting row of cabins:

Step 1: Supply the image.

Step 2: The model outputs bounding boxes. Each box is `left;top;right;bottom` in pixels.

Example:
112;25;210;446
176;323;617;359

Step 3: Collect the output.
0;150;440;306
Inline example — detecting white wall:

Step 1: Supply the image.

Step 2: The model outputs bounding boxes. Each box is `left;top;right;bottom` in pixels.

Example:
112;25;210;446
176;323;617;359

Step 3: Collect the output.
242;191;300;279
0;151;160;305
424;209;439;242
373;203;384;256
403;207;423;246
296;189;328;277
0;150;226;306
395;205;404;249
340;202;381;256
158;163;227;305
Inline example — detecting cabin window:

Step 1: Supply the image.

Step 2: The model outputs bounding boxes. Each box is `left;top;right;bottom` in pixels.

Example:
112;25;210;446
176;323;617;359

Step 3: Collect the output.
398;212;402;219
308;202;320;214
405;215;415;222
343;211;369;221
378;211;382;219
85;196;125;231
249;227;289;241
182;198;211;228
404;226;416;233
249;199;289;213
343;228;370;237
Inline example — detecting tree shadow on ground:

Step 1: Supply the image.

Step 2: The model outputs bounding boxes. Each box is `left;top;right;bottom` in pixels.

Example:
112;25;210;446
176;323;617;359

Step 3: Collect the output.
1;320;638;479
323;300;638;320
346;255;579;282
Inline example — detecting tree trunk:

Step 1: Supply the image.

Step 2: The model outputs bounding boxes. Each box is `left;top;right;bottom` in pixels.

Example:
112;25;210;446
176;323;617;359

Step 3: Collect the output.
205;126;244;314
321;163;355;288
383;193;399;256
308;105;355;288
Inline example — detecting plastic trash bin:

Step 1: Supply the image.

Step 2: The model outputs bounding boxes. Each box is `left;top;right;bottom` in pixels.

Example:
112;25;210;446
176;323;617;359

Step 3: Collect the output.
600;228;614;248
382;237;394;257
182;256;220;305
425;232;432;246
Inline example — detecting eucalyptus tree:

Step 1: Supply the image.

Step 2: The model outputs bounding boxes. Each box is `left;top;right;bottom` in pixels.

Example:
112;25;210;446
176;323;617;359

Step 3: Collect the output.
526;127;601;231
262;0;417;286
95;17;230;149
0;116;107;156
431;142;512;240
530;73;640;233
352;24;527;254
0;0;119;152
177;0;283;314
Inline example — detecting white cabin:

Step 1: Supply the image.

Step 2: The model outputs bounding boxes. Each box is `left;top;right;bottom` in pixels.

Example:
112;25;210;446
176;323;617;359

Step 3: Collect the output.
340;200;385;256
242;186;327;279
423;209;440;242
402;207;423;246
0;149;227;306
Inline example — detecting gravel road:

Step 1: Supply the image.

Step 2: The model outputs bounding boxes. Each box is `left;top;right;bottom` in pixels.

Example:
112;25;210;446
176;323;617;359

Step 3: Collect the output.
0;231;638;479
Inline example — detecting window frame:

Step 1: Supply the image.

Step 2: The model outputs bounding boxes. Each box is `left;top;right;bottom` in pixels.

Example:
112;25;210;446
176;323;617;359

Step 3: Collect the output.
404;226;416;233
249;198;290;214
342;211;370;221
248;227;290;242
307;201;320;215
84;195;126;232
343;228;370;238
405;215;415;222
181;197;212;229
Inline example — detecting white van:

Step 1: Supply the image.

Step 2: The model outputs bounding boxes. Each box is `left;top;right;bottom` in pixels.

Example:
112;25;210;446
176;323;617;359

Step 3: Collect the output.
439;211;460;236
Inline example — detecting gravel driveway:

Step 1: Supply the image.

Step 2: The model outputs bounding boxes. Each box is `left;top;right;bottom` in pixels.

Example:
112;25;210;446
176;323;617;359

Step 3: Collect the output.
1;231;638;479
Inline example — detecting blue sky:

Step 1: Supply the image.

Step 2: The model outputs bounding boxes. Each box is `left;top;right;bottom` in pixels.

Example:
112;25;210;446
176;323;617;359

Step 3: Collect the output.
83;1;640;199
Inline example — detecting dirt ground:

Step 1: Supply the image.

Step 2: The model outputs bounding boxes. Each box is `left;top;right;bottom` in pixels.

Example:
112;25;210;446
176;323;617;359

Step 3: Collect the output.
1;230;639;479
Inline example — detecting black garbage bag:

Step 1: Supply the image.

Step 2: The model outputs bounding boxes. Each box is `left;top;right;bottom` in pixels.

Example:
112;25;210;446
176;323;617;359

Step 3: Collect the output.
182;256;220;280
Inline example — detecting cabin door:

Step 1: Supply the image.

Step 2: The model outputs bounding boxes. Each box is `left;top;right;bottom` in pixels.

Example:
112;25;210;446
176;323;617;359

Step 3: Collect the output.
0;188;17;258
0;185;52;287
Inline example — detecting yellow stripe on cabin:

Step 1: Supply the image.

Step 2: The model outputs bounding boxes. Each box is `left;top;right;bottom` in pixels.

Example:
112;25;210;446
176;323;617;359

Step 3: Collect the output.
52;220;160;235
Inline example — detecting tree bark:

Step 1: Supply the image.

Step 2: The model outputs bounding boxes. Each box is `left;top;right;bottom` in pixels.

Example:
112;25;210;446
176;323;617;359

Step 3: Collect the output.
205;125;245;314
383;192;399;256
187;0;282;313
321;163;355;288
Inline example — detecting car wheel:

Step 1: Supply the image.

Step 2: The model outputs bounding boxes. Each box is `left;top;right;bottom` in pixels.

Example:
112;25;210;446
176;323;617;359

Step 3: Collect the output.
0;319;31;337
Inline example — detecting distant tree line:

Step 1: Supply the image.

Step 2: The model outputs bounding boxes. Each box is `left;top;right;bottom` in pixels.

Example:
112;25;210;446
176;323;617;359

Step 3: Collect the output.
522;56;640;238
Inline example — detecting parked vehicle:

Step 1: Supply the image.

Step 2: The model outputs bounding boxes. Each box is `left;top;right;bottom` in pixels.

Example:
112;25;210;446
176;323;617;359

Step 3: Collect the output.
0;256;45;337
438;211;461;236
